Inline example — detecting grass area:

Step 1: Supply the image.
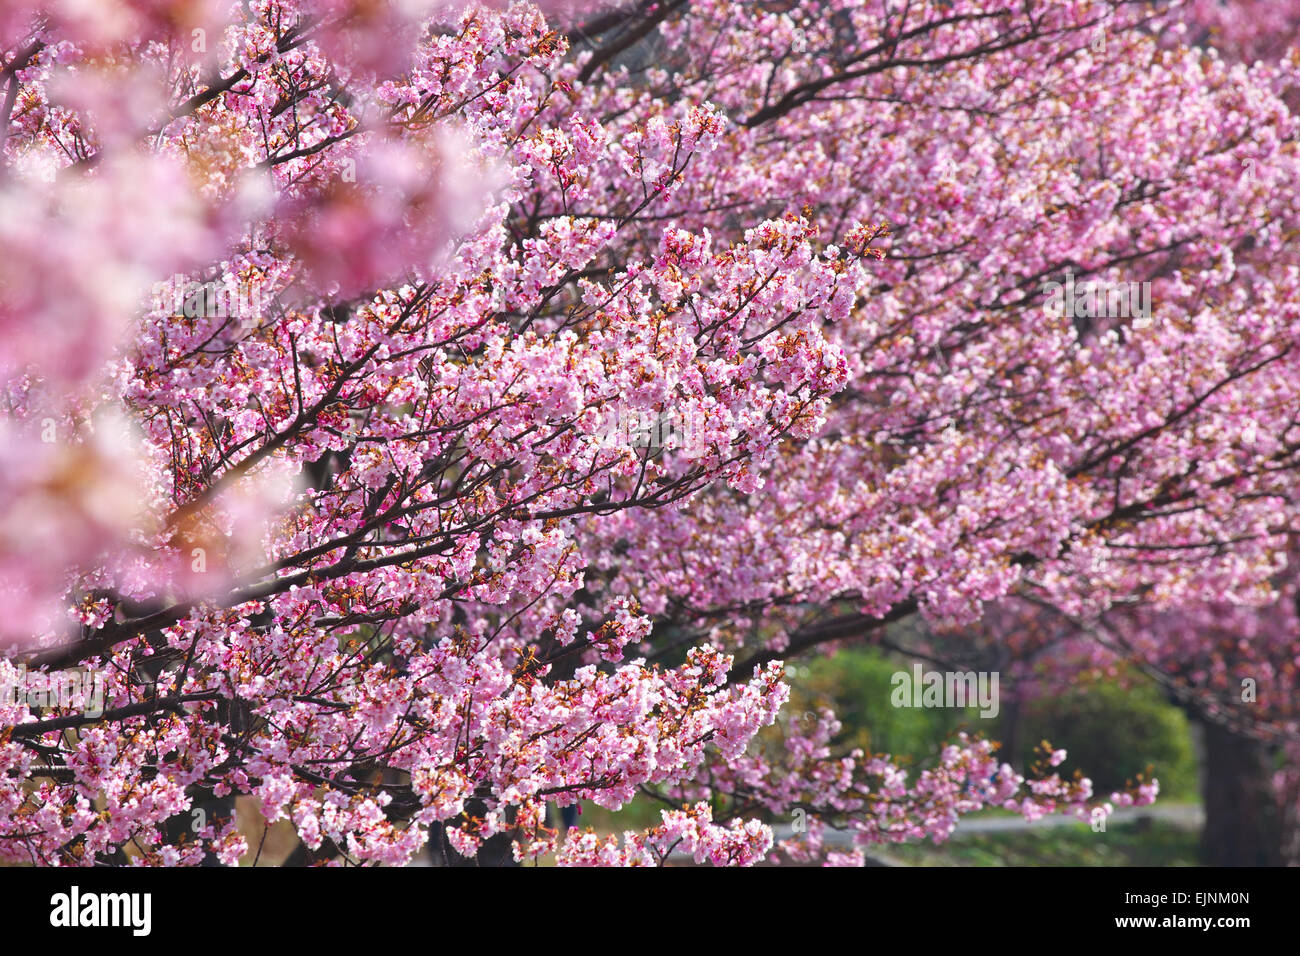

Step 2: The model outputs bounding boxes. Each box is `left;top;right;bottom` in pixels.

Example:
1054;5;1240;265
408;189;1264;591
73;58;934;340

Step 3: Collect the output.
572;794;664;834
884;818;1200;867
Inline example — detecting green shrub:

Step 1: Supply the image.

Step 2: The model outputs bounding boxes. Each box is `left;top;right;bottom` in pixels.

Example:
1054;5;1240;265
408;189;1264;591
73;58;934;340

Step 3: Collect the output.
1005;676;1198;801
786;648;1198;803
788;648;982;759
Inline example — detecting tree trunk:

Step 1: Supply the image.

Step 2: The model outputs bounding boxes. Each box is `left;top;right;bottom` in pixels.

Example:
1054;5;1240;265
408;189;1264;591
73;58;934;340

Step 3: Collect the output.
424;800;520;866
1198;719;1285;866
161;788;236;866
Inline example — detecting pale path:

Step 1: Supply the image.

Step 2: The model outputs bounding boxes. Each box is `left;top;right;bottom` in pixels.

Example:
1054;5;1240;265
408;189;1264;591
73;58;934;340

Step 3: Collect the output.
758;803;1205;865
404;805;1203;865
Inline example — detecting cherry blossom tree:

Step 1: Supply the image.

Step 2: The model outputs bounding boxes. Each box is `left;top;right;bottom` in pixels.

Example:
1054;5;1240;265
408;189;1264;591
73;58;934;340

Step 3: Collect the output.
1;0;1296;866
951;510;1300;866
890;0;1300;865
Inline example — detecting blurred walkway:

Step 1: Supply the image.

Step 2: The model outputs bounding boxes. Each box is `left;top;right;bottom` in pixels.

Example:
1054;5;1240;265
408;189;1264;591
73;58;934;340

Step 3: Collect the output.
757;803;1204;865
404;804;1204;865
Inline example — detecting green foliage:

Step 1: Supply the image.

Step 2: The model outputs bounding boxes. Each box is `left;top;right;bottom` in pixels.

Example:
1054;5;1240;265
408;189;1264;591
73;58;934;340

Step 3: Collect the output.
1005;675;1199;801
587;650;1199;856
786;647;1198;803
787;648;984;759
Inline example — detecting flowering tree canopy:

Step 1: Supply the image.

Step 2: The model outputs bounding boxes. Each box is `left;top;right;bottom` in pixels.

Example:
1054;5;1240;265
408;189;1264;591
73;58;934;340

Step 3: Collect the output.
2;0;1298;866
